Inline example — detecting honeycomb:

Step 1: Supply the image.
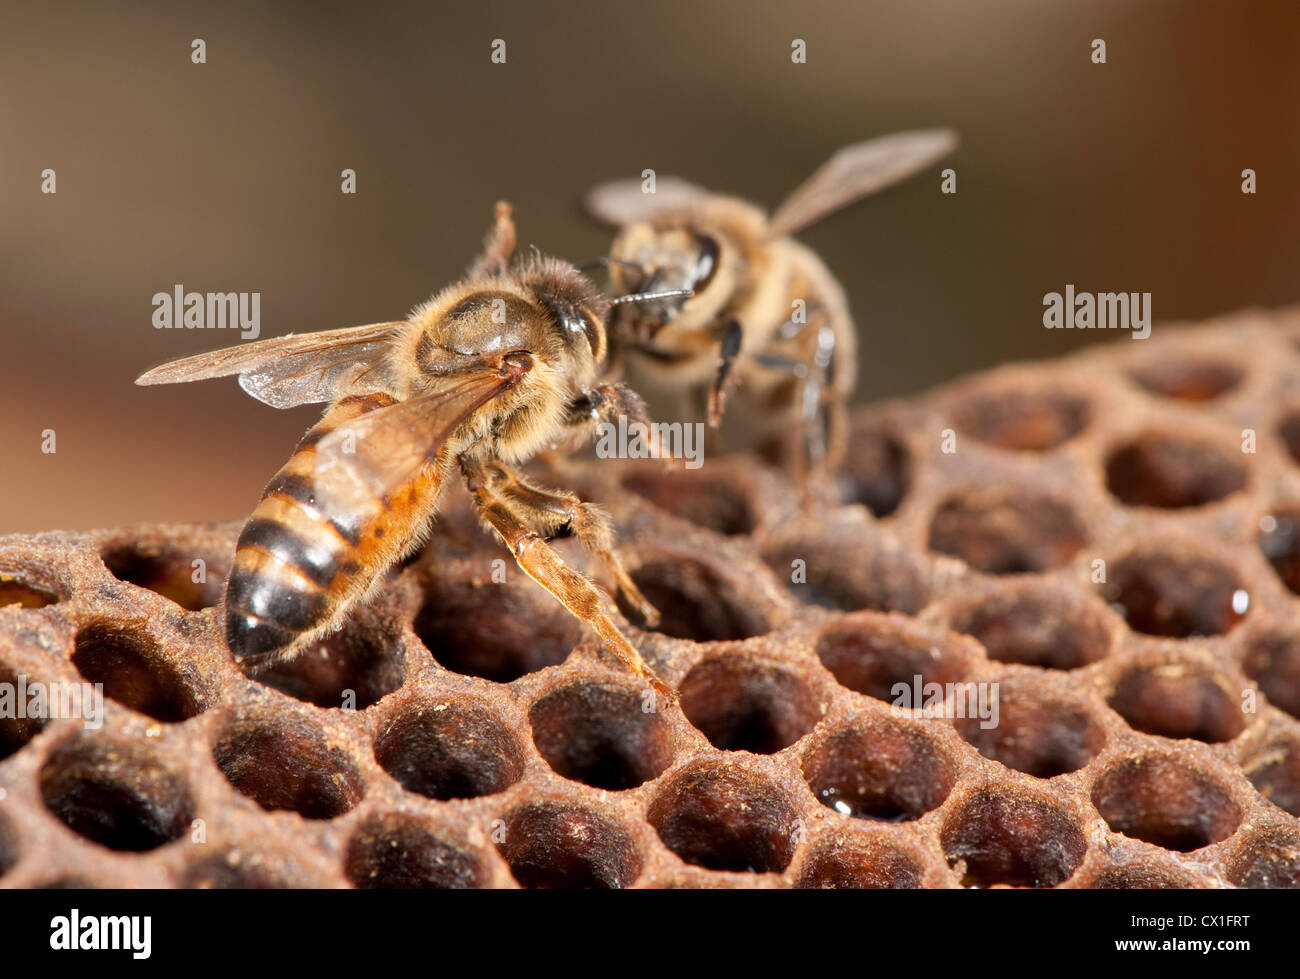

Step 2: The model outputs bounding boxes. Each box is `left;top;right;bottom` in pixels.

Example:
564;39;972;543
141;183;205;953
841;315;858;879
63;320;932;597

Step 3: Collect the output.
3;305;1300;889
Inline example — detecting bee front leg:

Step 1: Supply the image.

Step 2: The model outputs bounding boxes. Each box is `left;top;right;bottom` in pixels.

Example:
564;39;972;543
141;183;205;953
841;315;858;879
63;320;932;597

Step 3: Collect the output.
707;319;744;426
461;459;674;702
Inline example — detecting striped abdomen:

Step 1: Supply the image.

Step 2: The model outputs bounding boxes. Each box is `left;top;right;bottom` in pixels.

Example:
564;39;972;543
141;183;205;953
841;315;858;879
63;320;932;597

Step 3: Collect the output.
224;392;442;668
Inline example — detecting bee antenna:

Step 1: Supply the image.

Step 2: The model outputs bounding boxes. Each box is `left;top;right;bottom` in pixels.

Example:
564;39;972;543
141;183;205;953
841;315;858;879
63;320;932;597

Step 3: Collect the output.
576;256;644;275
610;288;694;306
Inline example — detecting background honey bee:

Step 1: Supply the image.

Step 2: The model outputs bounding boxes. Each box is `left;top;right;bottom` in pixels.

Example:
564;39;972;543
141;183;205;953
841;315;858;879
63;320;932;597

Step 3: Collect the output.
585;129;958;481
136;203;676;699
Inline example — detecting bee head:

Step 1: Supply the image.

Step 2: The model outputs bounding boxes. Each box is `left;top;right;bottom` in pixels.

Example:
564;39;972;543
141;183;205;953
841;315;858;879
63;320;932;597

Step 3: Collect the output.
605;223;722;343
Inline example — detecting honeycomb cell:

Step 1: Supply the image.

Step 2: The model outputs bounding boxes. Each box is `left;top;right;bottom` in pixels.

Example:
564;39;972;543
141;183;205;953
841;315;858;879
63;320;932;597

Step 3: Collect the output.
40;736;194;852
763;531;929;615
246;616;404;710
1243;738;1300;817
0;572;58;609
648;764;800;873
1129;358;1242;402
679;654;821;754
100;543;227;611
815;615;970;702
795;831;926;889
953;388;1089;452
1092;755;1240;852
1106;662;1246;743
948;585;1111;669
213;713;364;819
940;786;1086;887
839;423;911;516
345;815;489;889
1105;433;1246;508
1224;828;1300;888
928;489;1085;574
622;468;756;536
0;660;47;759
1105;547;1246;637
1259;508;1300;596
72;623;206;722
955;682;1105;778
1084;859;1208;889
496;803;641;889
618;558;770;641
415;575;580;682
374;697;524;800
1241;628;1300;718
803;717;957;822
529;682;671;790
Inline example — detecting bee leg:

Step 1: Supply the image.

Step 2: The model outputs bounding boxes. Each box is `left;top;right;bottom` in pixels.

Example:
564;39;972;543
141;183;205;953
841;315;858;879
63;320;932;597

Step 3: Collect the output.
463;463;675;703
706;319;744;426
466;201;517;277
477;460;661;629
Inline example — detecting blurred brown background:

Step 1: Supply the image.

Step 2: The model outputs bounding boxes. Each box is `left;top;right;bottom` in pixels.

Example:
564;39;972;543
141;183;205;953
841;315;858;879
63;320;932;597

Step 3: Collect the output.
1;0;1297;533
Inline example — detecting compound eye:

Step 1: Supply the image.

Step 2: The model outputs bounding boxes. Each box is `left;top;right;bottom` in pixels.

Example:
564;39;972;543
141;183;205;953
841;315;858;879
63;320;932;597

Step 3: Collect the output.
576;309;601;358
690;234;720;293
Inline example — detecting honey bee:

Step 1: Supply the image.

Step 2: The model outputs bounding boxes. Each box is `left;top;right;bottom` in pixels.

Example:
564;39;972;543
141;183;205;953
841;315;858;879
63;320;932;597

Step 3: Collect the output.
586;129;957;480
136;203;678;699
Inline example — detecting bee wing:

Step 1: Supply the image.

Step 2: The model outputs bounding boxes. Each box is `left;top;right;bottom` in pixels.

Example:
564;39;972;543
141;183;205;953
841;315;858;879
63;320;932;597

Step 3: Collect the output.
134;321;407;409
584;176;715;226
766;129;958;238
310;361;526;515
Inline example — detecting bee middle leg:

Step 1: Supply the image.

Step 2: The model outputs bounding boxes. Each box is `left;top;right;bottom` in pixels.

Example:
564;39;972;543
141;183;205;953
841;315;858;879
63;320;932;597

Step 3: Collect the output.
461;458;674;701
472;459;660;627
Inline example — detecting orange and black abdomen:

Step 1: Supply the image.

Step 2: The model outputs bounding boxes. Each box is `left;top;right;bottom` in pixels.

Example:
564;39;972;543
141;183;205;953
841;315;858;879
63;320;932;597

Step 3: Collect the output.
224;392;437;667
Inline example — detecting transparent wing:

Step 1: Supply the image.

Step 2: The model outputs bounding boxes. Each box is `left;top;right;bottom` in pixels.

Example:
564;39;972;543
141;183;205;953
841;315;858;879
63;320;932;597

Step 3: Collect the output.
311;361;526;515
584;176;715;226
766;129;958;238
134;321;406;409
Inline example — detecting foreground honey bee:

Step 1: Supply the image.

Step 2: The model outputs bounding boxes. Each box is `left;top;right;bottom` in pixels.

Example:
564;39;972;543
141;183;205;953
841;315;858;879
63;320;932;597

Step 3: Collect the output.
137;204;677;698
586;129;957;479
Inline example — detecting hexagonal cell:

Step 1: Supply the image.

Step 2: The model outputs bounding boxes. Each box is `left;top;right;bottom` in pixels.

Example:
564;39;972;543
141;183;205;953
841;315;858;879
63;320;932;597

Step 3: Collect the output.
1129;359;1242;402
181;852;297;889
213;712;364;819
1105;433;1246;509
245;615;404;710
678;655;821;754
374;697;525;801
1241;628;1300;719
955;682;1105;778
100;542;228;611
72;623;206;723
795;831;927;889
815;615;971;703
1106;662;1246;743
1259;507;1300;597
345;815;490;889
948;585;1112;669
621;468;757;536
1105;547;1247;638
838;423;911;516
1092;755;1240;852
529;682;672;790
803;717;957;822
496;803;641;889
0;660;47;759
927;489;1085;574
1243;738;1300;817
1084;859;1208;889
953;388;1090;452
763;530;929;615
647;764;800;874
940;786;1086;888
617;558;771;641
415;575;581;682
1224;828;1300;888
39;735;194;852
0;571;59;608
